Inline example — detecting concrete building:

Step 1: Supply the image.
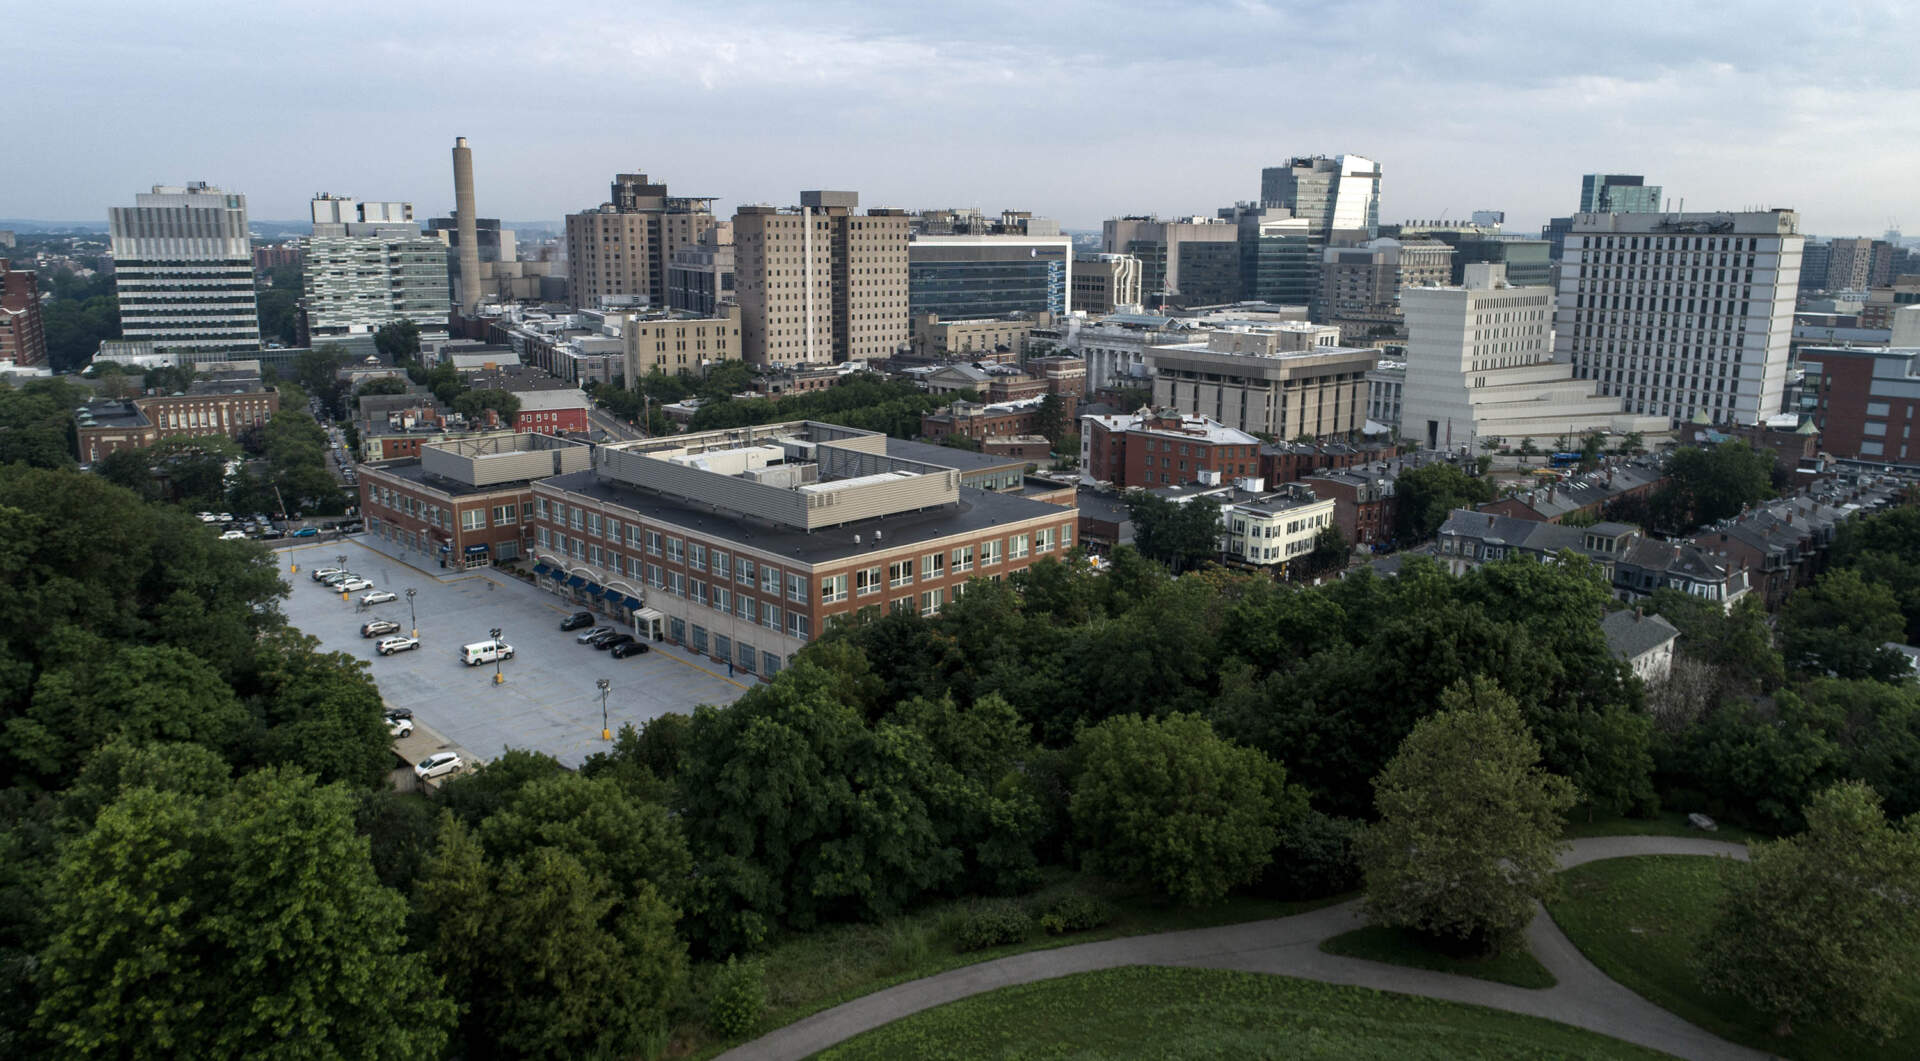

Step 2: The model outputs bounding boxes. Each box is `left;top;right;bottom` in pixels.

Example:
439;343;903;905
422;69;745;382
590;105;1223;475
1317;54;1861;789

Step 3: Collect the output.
301;195;450;340
907;312;1049;362
1101;216;1240;308
1316;238;1454;337
1555;210;1805;427
1258;154;1382;246
74;374;280;463
566;172;718;311
1799;345;1920;463
1402;263;1665;451
109;183;261;354
1859;275;1920;330
1079;409;1262;488
733;191;909;366
1544;174;1663;258
1825;237;1876;292
527;421;1079;672
425;216;514;267
0;258;46;367
361;433;590;569
622;307;742;379
1070;254;1142;315
1145;324;1374;440
1365;358;1404;428
666;229;734;316
908;234;1072;318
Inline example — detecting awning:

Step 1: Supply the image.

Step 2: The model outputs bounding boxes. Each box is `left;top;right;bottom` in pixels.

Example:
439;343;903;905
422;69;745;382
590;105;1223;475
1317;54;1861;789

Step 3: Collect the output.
546;566;566;581
584;583;604;597
567;575;586;588
532;562;551;576
623;596;643;611
635;607;667;624
464;543;489;555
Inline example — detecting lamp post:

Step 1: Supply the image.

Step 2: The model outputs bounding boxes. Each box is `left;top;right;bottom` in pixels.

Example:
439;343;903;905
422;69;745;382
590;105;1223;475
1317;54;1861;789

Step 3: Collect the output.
406;587;417;639
338;554;349;600
597;678;611;741
490;626;504;685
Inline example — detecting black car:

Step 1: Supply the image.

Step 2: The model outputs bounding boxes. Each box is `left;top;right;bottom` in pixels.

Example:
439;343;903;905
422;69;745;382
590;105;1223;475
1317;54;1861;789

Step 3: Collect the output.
596;633;636;652
560;611;595;631
585;628;623;647
610;640;650;659
384;707;414;720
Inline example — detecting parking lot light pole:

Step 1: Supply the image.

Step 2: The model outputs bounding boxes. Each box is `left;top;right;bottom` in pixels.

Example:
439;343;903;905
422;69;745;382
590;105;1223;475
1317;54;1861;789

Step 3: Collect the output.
406;587;417;639
338;554;350;600
490;627;504;685
597;678;611;741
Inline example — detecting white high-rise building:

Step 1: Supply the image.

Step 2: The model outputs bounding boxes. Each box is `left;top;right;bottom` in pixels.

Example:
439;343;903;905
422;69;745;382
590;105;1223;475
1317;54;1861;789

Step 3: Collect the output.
109;183;261;354
1402;264;1665;451
1555;210;1804;426
302;194;450;339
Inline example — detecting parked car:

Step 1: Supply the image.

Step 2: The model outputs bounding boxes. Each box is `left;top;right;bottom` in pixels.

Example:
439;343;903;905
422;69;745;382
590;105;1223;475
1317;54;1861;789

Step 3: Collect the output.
460;640;513;665
218;529;247;541
560;611;596;631
218;512;234;523
311;567;345;582
377;635;419;656
610;640;650;659
596;633;636;652
584;628;623;647
387;715;414;738
292;527;319;538
361;618;400;637
385;707;413;720
197;512;220;524
321;572;359;588
576;626;614;644
337;578;374;592
361;590;398;605
415;752;462;780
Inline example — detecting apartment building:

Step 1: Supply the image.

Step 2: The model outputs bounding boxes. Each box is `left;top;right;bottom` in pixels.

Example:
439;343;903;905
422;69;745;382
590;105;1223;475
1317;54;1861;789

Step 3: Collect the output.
0;258;45;366
734;191;909;365
1079;410;1262;488
360;433;591;569
1146;324;1374;440
565;172;717;309
526;421;1079;676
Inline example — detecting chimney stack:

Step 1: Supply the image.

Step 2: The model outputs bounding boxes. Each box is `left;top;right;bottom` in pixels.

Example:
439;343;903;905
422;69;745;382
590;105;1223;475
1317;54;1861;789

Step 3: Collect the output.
452;137;482;316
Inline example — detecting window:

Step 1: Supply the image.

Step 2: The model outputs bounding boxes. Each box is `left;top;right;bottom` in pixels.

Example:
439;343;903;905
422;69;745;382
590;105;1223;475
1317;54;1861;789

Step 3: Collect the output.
762;604;781;631
786;612;810;642
761;566;780;594
981;539;1002;566
647;563;664;588
821;573;848;604
713;586;731;613
920;588;943;616
739;642;757;673
888;559;914;588
1036;528;1056;553
1010;533;1029;560
737;595;757;623
537;526;551;548
692;625;708;654
668;571;685;597
763;651;782;678
855;565;882;597
647;530;662;556
786;572;806;603
570;506;584;531
713;552;730;581
586;513;600;536
627;525;642;548
737;557;755;585
689;543;706;571
890;595;914;615
606;517;621;541
534;497;548;520
691;579;707;606
589;545;601;567
492;503;517;525
951;545;973;572
922;552;945;580
1061;523;1073;549
666;537;683;563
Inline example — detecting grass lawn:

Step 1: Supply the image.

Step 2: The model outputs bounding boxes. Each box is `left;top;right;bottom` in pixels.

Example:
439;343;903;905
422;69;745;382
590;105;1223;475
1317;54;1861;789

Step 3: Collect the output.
1319;924;1556;988
812;966;1670;1060
1547;855;1920;1061
1561;809;1763;846
676;874;1353;1058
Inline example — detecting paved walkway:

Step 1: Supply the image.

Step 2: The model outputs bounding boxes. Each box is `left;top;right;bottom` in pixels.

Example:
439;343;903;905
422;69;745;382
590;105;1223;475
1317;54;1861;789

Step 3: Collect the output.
718;836;1767;1061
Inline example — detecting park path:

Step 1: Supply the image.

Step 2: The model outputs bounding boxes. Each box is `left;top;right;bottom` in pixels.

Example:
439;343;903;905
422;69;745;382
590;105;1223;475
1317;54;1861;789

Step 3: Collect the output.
717;835;1767;1061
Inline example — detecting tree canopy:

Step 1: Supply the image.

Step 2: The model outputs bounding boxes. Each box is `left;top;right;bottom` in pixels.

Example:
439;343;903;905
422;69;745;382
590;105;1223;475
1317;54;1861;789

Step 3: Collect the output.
1123;490;1221;573
1649;441;1776;532
1393;461;1496;541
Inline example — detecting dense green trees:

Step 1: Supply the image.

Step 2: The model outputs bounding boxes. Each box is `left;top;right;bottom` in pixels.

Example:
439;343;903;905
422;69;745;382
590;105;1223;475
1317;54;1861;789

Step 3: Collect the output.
36;271;119;373
1124;490;1222;573
687;375;959;438
373;318;422;361
0;378;86;468
1357;679;1576;952
94;434;239;508
1648;440;1776;532
1831;505;1920;641
451;387;522;424
1393;461;1496;540
1778;568;1909;681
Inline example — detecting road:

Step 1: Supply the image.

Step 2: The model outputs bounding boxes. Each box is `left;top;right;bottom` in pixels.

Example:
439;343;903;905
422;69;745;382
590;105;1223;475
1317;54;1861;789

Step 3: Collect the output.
718;836;1766;1061
587;403;645;442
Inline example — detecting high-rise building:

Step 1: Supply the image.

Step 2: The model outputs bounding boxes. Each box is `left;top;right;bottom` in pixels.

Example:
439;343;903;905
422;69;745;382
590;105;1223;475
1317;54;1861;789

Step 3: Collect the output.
666;227;735;317
1258;155;1382;247
565;172;717;310
733;191;909;365
1579;174;1663;214
1800;241;1832;291
1101;216;1240;308
301;194;451;340
1400;263;1664;451
1799;344;1920;462
1070;254;1143;315
1219;203;1315;305
1826;237;1875;291
907;232;1073;318
1315;238;1453;338
0;259;46;367
109;183;261;354
1868;240;1895;288
1555;210;1804;426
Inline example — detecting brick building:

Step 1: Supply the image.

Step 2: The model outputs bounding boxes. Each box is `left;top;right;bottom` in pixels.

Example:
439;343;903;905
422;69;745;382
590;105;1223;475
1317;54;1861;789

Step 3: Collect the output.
467;368;593;435
1800;345;1920;463
0;259;46;367
1078;409;1260;489
360;434;591;569
921;394;1077;443
526;421;1078;677
1302;469;1396;546
75;377;281;463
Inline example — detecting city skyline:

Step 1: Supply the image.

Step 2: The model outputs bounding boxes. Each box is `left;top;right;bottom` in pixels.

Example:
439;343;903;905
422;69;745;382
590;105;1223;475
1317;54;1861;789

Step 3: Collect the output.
8;1;1918;237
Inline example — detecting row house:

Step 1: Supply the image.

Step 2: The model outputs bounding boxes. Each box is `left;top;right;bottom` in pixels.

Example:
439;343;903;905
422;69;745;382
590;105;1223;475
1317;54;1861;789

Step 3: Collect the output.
1437;509;1750;606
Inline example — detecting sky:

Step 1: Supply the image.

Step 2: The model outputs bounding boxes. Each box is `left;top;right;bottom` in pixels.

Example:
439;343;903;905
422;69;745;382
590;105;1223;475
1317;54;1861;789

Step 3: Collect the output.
9;0;1919;237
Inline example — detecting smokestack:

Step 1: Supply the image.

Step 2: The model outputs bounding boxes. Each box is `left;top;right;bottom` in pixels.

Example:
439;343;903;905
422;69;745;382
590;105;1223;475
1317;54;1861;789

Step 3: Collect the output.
452;136;482;316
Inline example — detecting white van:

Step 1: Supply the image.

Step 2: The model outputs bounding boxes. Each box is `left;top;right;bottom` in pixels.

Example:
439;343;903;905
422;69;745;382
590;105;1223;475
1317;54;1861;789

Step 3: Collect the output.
460;639;514;666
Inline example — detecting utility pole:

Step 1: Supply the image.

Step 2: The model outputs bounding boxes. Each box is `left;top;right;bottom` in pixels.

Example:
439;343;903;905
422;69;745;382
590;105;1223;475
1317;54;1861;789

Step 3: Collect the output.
597;677;611;741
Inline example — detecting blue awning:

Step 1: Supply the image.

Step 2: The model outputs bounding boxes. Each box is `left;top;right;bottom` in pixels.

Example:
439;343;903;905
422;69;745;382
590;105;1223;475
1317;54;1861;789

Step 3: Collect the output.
584;583;604;597
567;575;586;588
532;562;551;576
546;566;566;581
623;595;643;611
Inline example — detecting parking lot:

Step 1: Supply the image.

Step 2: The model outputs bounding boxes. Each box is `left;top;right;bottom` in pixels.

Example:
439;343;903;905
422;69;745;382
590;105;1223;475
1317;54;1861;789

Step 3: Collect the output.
274;536;748;769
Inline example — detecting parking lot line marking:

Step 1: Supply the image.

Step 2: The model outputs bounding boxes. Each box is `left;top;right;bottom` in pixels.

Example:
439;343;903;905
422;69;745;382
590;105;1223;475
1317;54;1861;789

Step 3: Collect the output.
660;651;749;690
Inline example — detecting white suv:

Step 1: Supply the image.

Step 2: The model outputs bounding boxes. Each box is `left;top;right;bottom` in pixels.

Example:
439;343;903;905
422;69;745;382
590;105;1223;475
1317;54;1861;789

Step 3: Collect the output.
415;752;462;780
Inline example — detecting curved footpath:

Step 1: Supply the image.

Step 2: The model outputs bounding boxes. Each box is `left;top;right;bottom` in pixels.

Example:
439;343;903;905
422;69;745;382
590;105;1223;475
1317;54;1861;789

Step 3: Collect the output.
718;835;1765;1061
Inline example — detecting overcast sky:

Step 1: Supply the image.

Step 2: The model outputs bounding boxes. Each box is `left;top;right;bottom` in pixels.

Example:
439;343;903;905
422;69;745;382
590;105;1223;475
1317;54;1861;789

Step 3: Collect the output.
9;0;1917;237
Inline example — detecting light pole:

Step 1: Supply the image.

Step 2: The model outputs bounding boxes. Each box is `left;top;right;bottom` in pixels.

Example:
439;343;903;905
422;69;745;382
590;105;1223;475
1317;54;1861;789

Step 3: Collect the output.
338;554;349;600
597;678;611;741
490;626;504;685
406;587;417;639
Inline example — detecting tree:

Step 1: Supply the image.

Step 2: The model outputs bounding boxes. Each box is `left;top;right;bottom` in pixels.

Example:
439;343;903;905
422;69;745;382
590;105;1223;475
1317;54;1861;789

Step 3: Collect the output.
34;770;453;1059
451;387;521;425
1649;441;1775;532
1356;677;1577;953
1697;781;1920;1041
0;378;87;469
1578;431;1605;472
38;291;119;373
1123;490;1221;574
373;318;421;361
355;376;407;399
1830;505;1920;642
1778;567;1909;681
1306;524;1348;576
1646;589;1784;691
1034;393;1066;445
1070;713;1304;904
1392;462;1496;541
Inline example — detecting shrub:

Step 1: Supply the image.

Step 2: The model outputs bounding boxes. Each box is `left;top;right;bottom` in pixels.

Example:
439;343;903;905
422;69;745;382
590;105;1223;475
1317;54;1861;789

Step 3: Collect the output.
952;900;1031;952
1038;892;1119;936
704;955;766;1039
1253;810;1362;900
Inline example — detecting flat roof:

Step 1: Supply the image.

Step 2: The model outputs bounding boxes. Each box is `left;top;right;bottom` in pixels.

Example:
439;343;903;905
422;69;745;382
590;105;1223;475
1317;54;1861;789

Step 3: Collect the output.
538;468;1073;568
363;459;542;498
883;437;1025;475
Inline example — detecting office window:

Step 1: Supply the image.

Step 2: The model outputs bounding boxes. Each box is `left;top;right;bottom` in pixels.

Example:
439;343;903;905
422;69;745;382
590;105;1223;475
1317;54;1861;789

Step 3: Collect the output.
920;588;943;616
786;572;807;603
763;651;782;677
786;612;810;642
537;526;551;548
646;530;662;556
737;556;755;585
713;552;730;581
1061;523;1073;549
627;524;642;548
459;508;484;531
586;513;600;536
492;503;516;525
647;563;664;588
762;604;781;631
535;497;548;520
1010;533;1029;560
922;552;945;579
888;559;914;588
761;565;780;594
589;545;601;567
890;595;914;615
668;571;684;597
570;506;584;531
737;595;756;623
715;633;732;664
691;579;707;606
666;537;683;563
981;539;1002;566
605;517;621;541
1036;527;1056;553
739;642;757;673
690;543;706;571
951;545;973;572
692;625;708;654
821;573;848;604
855;565;882;596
